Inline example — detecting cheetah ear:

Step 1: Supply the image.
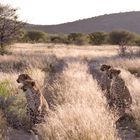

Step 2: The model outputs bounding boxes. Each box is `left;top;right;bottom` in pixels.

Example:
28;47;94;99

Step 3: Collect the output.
107;65;111;70
100;68;104;71
30;80;35;86
100;64;105;71
117;70;121;75
24;74;32;80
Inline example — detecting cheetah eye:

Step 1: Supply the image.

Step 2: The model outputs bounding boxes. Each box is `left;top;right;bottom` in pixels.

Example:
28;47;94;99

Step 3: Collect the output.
24;75;28;79
21;86;27;91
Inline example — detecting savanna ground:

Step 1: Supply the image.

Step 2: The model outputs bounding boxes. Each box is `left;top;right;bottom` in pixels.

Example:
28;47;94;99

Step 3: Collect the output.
0;43;140;140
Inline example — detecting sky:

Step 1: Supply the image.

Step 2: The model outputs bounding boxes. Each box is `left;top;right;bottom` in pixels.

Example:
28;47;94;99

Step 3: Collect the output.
1;0;140;25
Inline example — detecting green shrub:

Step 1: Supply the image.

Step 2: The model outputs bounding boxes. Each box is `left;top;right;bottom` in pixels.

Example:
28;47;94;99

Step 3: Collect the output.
89;32;107;45
22;30;47;43
49;34;68;44
67;33;89;45
109;30;135;56
0;80;12;99
109;30;134;46
5;93;30;130
7;93;27;118
135;37;140;46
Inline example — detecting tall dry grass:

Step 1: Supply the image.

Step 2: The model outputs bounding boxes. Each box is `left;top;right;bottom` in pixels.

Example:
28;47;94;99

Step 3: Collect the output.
11;43;118;59
37;62;119;140
118;69;140;129
106;58;140;72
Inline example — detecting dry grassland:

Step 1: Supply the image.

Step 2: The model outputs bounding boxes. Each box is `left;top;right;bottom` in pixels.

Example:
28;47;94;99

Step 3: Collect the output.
0;43;140;140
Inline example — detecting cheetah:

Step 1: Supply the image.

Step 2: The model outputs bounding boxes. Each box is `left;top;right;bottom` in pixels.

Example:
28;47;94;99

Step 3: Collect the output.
100;64;111;101
17;74;49;127
108;69;132;117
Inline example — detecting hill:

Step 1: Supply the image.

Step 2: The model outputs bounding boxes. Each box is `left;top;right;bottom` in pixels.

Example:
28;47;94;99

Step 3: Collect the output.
25;11;140;34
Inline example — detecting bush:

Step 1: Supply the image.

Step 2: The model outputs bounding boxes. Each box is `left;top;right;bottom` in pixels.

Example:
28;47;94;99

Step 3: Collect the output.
67;33;89;45
22;30;47;43
109;30;134;56
135;37;140;46
0;80;12;99
49;34;68;44
109;30;134;46
89;32;107;45
5;93;30;130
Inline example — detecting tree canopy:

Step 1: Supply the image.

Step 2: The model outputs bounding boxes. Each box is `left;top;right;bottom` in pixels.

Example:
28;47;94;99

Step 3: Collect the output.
0;4;23;54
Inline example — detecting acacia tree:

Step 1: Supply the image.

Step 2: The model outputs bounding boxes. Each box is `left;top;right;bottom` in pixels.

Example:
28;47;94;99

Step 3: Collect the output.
109;30;134;56
0;4;23;54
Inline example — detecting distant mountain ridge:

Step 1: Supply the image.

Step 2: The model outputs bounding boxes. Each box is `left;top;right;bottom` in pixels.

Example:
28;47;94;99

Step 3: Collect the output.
25;11;140;34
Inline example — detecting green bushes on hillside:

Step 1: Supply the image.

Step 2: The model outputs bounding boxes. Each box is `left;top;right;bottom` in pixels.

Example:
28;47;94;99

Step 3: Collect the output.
109;30;135;56
89;32;107;45
67;33;89;45
109;30;134;45
22;30;48;43
18;29;140;48
135;37;140;47
49;34;68;44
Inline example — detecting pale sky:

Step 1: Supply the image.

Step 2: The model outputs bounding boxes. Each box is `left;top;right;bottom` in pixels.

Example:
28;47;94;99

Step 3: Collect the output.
1;0;140;25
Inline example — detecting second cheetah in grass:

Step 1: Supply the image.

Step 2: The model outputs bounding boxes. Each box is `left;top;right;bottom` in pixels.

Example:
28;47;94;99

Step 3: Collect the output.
108;69;132;117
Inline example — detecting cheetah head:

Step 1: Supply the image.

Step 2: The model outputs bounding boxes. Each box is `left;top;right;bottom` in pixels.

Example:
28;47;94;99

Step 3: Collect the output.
100;64;111;71
20;80;36;92
17;74;32;83
108;69;121;79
